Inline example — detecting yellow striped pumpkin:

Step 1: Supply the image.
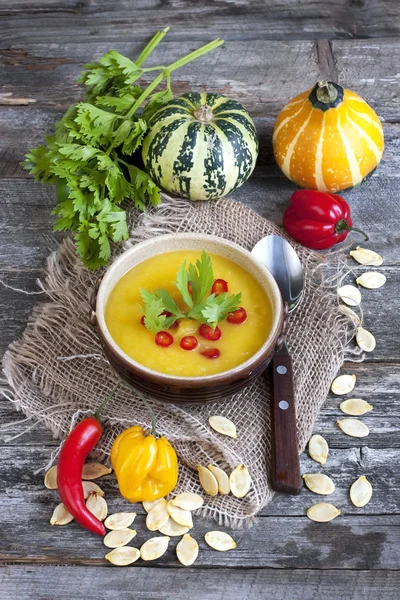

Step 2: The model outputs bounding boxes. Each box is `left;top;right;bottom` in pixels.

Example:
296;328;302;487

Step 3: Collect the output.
273;81;384;192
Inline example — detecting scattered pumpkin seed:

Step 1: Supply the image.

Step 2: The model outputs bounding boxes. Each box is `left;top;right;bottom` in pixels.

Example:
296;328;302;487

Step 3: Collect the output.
307;503;341;522
103;528;137;548
308;435;329;465
356;271;386;289
104;512;136;530
338;284;361;306
105;546;140;566
302;473;335;495
50;502;74;525
208;415;237;439
208;465;231;495
82;463;112;480
172;493;204;511
229;464;251;498
350;247;383;266
44;465;58;489
142;498;164;513
158;518;190;537
146;498;169;531
176;534;199;566
356;327;376;352
140;536;170;561
340;398;373;416
339;305;361;326
198;465;219;496
167;501;193;528
331;374;356;395
204;531;237;552
82;481;105;499
350;475;373;507
86;491;108;521
337;418;369;438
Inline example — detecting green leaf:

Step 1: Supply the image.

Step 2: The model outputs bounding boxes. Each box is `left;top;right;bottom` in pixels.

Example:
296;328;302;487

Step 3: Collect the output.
56;143;101;162
187;249;214;305
155;289;184;318
142;88;174;122
126;164;161;210
74;103;119;145
139;290;167;333
176;260;193;308
192;292;242;329
22;146;56;184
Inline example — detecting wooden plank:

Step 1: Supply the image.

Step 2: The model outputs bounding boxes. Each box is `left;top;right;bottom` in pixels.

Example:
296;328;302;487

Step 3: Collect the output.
1;39;400;120
1;443;398;516
0;0;400;41
1;566;400;600
0;501;399;568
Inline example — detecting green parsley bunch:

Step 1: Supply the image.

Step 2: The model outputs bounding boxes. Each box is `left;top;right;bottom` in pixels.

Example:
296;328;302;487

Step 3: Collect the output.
23;28;223;269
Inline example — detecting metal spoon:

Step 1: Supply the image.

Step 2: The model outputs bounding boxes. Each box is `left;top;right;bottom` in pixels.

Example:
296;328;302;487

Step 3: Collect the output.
252;234;303;495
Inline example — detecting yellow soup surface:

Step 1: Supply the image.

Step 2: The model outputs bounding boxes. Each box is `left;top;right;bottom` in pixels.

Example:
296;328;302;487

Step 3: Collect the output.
105;251;273;377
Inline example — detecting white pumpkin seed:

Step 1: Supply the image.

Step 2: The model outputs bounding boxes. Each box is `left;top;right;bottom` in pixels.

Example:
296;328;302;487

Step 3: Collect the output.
140;536;170;561
50;502;74;525
308;435;329;465
176;533;199;566
350;475;373;507
167;501;193;528
204;531;237;552
208;465;231;495
229;464;251;498
337;418;369;438
340;398;373;416
44;465;58;489
105;546;140;566
103;528;137;548
356;327;376;352
198;465;218;496
331;374;356;395
104;512;136;530
338;284;361;306
172;493;204;511
302;473;335;495
307;503;341;522
356;271;386;289
158;518;190;537
86;491;108;521
208;415;237;439
142;498;164;513
82;481;104;499
350;247;383;266
339;305;361;326
82;463;112;480
146;498;169;531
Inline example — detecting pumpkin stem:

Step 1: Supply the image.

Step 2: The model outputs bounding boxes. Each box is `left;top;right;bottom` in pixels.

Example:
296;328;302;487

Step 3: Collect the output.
193;104;214;122
335;219;369;241
316;80;338;104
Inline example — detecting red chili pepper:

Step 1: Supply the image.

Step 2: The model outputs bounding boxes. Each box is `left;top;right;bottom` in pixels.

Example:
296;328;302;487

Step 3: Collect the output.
282;190;369;250
57;417;106;536
56;384;120;536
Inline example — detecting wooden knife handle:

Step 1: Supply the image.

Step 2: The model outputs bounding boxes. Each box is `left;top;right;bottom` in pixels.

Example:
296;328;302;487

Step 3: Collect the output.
270;349;302;495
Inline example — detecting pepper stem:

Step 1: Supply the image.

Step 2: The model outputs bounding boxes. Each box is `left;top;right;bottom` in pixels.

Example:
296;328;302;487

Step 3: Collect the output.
335;219;369;241
135;391;158;437
94;382;121;420
316;80;338;104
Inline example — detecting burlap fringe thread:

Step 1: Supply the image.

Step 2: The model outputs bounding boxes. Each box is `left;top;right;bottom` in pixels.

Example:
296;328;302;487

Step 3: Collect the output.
1;195;364;528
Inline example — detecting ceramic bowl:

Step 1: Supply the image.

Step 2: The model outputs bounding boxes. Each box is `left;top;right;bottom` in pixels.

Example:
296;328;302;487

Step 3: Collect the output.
92;233;286;404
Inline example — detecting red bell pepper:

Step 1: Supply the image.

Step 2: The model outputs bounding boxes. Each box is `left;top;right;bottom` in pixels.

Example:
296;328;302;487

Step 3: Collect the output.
282;190;368;250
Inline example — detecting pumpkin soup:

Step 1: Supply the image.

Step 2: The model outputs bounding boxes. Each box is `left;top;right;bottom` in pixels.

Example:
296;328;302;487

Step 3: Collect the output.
105;250;272;377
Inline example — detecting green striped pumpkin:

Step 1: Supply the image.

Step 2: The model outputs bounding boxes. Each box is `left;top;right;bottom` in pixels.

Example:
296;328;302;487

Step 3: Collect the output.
142;92;258;201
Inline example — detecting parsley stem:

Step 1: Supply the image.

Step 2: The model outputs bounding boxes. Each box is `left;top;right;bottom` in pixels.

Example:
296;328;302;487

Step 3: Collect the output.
167;38;224;73
136;27;170;67
126;71;166;118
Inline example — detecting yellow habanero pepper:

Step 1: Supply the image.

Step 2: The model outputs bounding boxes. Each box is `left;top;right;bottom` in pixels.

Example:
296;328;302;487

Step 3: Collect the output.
110;423;178;503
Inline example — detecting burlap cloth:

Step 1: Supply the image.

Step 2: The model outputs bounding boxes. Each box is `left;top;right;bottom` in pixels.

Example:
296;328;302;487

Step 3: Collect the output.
1;195;359;528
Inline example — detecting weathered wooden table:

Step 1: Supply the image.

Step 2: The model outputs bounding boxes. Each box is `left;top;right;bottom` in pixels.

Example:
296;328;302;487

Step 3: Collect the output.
1;2;399;598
